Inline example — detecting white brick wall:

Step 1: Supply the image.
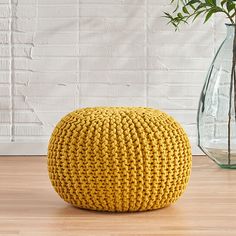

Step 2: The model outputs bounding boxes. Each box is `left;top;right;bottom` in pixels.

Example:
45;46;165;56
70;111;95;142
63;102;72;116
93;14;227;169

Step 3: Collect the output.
0;0;226;154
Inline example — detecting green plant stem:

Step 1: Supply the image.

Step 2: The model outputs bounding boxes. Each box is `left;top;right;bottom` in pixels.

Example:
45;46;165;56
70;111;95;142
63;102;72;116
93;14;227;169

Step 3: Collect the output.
224;11;235;24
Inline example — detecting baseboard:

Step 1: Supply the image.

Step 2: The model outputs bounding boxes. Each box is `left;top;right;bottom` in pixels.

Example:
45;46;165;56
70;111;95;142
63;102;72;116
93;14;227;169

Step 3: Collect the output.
0;142;203;155
192;145;203;155
0;142;48;155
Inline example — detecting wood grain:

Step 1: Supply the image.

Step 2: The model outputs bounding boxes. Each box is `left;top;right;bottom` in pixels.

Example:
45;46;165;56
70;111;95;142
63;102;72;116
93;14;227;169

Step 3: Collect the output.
0;156;236;236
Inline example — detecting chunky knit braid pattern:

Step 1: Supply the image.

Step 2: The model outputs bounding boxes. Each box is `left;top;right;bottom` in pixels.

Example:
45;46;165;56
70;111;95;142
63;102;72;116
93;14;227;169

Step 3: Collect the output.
48;107;192;212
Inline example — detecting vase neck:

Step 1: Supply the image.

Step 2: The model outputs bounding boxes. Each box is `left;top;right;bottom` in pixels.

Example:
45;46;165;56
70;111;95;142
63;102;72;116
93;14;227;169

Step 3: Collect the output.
226;24;236;40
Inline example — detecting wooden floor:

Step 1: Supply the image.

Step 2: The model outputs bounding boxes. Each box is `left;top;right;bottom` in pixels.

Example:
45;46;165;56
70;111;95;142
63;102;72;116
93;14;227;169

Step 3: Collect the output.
0;156;236;236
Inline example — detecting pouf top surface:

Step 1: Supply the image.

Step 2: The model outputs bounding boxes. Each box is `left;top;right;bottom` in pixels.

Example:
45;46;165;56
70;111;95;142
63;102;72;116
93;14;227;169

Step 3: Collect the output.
64;107;163;119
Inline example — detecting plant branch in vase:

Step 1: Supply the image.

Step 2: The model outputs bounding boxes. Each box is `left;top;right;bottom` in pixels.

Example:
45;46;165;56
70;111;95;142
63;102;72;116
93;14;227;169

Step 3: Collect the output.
164;0;236;168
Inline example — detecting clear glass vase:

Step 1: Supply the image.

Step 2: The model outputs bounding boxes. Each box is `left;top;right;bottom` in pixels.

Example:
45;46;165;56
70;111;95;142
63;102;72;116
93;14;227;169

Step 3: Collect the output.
197;24;236;169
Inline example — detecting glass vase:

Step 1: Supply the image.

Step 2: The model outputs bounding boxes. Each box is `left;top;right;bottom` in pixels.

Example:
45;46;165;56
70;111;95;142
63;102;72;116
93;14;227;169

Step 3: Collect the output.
197;24;236;169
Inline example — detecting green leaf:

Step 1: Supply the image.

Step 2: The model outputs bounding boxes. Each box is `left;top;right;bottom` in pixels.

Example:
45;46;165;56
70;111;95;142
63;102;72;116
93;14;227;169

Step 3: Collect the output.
226;1;235;12
195;3;208;11
182;6;189;14
221;0;227;7
206;0;216;6
192;10;205;22
204;8;221;23
186;0;200;6
177;12;184;18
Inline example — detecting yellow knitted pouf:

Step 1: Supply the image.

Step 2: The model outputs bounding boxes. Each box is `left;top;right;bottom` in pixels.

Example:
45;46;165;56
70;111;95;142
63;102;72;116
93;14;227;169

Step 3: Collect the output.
48;107;192;212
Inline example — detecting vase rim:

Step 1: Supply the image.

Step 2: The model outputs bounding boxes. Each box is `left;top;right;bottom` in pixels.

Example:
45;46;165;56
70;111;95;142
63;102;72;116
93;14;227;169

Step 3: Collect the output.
225;23;236;26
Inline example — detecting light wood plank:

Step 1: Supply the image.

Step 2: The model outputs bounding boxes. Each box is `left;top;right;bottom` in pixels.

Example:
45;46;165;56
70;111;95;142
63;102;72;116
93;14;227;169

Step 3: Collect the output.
0;156;236;236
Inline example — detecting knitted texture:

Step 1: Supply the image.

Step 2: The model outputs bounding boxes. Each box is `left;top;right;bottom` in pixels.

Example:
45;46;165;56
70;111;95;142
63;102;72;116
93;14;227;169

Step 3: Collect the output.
48;107;192;212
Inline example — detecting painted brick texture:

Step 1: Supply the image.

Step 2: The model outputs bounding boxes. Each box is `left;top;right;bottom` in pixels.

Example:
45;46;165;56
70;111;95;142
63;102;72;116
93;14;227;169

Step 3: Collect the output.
0;0;226;153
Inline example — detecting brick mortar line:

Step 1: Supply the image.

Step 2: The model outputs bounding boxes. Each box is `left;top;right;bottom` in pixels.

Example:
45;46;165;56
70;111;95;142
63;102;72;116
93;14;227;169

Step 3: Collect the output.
76;0;81;108
144;0;148;107
9;0;14;142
